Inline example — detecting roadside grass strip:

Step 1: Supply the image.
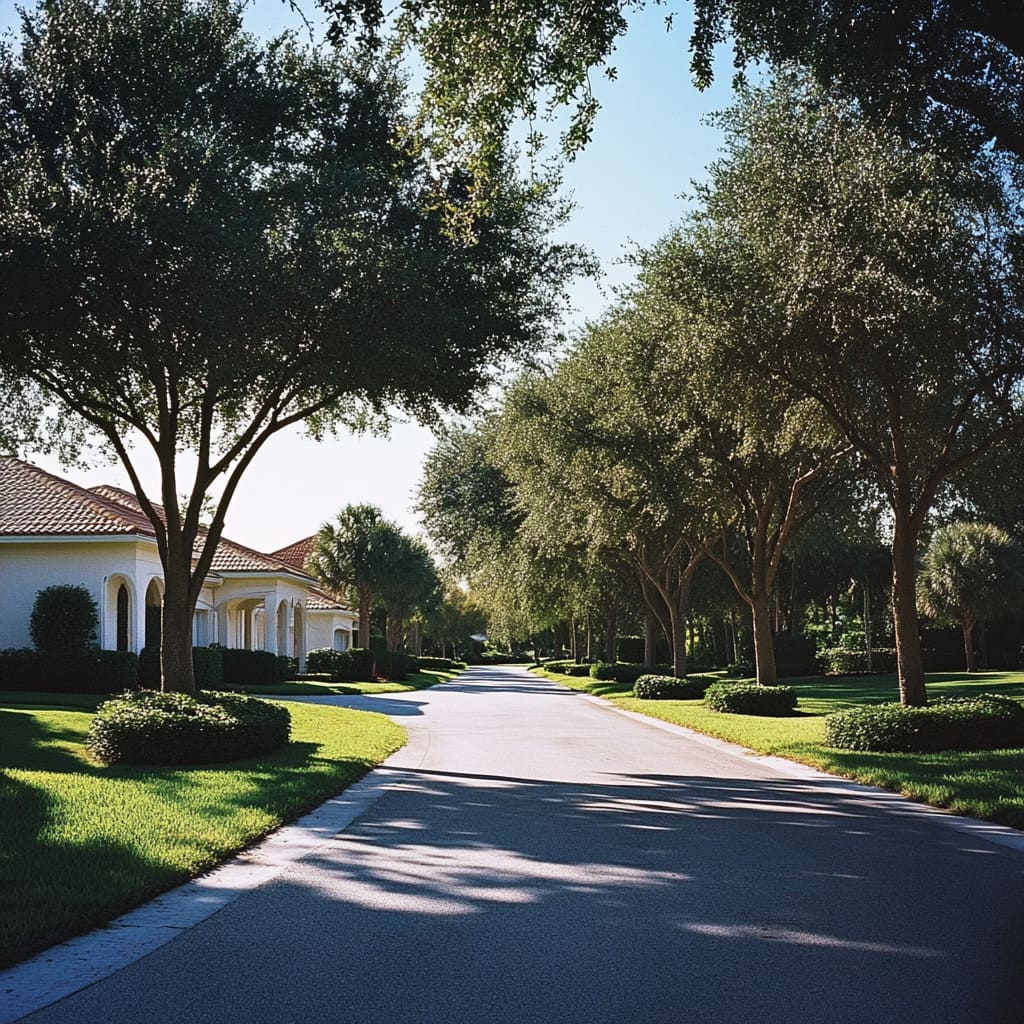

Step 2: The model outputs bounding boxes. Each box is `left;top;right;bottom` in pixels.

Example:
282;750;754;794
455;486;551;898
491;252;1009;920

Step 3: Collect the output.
534;666;1024;830
0;697;405;968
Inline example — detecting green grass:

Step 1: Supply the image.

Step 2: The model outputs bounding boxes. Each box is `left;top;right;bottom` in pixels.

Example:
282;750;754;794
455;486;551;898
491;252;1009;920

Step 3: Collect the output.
0;694;406;968
535;666;1024;830
226;667;462;697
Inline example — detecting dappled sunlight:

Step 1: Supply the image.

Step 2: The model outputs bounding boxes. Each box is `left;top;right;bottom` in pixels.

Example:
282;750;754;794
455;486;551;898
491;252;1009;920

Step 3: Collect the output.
680;922;948;958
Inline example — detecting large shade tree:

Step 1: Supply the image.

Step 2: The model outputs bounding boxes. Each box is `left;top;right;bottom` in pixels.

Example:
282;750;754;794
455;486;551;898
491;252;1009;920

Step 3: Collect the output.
683;78;1024;704
0;0;580;693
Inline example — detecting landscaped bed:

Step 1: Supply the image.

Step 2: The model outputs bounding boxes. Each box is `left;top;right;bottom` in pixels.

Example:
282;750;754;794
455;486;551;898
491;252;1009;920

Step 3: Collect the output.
0;693;405;968
533;666;1024;830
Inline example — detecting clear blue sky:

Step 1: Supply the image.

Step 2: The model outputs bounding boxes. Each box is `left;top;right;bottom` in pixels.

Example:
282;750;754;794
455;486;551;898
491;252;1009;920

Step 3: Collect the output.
4;0;737;551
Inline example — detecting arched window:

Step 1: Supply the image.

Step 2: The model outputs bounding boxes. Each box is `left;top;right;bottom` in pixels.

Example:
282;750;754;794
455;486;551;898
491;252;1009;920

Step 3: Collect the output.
116;585;129;652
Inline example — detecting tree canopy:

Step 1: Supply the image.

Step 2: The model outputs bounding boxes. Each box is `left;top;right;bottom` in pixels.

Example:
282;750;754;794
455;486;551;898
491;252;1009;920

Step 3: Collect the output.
0;0;581;693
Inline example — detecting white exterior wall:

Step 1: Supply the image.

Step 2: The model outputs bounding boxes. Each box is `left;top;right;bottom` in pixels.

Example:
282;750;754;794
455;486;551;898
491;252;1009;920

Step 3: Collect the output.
306;609;358;653
0;536;162;652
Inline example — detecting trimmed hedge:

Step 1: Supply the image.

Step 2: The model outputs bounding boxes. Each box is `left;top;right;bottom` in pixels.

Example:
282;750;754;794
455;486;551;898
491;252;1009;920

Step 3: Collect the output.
819;647;899;675
824;694;1024;752
723;662;755;678
306;648;355;681
380;650;418;681
544;660;594;677
348;647;376;681
221;649;280;687
634;674;714;700
599;662;674;686
139;646;225;689
705;682;798;716
87;689;291;765
0;648;139;694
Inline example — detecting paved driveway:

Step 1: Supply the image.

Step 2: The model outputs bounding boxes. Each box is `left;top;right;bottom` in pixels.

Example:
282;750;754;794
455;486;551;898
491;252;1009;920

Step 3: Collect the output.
16;665;1024;1023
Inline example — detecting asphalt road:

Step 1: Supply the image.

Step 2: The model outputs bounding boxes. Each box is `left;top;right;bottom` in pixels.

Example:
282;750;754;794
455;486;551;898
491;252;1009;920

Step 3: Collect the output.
19;665;1024;1023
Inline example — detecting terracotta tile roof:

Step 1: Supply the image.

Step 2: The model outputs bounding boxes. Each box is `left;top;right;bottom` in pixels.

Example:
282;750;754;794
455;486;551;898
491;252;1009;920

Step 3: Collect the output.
0;459;314;582
0;457;156;537
307;585;350;611
270;535;315;572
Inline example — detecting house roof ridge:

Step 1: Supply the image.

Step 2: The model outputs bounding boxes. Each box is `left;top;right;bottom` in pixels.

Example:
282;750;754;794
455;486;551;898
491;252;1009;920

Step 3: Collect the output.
0;456;156;536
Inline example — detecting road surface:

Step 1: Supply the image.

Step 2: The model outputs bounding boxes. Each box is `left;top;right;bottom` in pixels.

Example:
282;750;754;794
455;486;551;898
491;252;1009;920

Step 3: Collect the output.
16;665;1024;1023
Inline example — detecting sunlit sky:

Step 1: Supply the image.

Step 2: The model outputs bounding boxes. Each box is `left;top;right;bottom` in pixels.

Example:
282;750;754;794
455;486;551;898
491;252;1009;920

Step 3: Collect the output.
3;0;736;553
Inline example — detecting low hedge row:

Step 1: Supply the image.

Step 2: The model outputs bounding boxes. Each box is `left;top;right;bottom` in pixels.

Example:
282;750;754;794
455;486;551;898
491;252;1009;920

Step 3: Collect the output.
824;694;1024;752
87;689;291;765
416;656;466;671
543;660;594;677
819;647;899;675
0;648;139;693
634;674;715;700
304;647;376;682
704;682;798;716
589;662;674;685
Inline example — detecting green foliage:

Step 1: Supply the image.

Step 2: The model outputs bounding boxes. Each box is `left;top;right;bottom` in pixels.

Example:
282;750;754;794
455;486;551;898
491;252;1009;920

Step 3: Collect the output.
87;690;291;765
634;674;713;700
705;682;798;716
824;695;1024;753
379;650;418;681
416;656;466;671
306;648;355;681
918;522;1023;629
347;648;377;681
0;649;138;694
193;648;225;690
723;662;754;678
29;585;98;653
819;648;899;675
220;650;280;687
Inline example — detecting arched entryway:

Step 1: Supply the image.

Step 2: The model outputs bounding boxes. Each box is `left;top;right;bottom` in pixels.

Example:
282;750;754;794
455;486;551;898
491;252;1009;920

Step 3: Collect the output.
144;579;164;649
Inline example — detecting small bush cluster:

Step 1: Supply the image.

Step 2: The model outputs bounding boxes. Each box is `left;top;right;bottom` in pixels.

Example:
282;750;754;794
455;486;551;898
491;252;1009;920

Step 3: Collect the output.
416;656;466;671
634;674;714;700
87;689;291;765
30;584;98;653
824;694;1024;752
465;650;522;665
0;648;139;694
305;647;377;682
221;649;280;687
543;660;594;676
705;682;798;716
819;648;899;675
590;662;679;683
723;662;755;678
379;650;418;681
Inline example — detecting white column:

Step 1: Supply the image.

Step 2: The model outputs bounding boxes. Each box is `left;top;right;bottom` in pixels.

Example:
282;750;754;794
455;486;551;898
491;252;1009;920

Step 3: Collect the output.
264;596;278;655
135;583;148;653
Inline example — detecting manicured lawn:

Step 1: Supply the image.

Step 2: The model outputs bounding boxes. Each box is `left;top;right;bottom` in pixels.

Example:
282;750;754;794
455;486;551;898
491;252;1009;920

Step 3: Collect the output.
227;667;463;697
0;694;406;968
534;666;1024;830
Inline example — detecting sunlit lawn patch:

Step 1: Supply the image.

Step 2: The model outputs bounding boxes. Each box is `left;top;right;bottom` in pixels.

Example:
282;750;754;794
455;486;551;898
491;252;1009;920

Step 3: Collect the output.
0;695;405;968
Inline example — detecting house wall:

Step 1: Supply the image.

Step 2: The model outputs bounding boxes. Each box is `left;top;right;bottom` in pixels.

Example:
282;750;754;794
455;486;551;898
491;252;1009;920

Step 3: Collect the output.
0;536;163;652
307;610;358;653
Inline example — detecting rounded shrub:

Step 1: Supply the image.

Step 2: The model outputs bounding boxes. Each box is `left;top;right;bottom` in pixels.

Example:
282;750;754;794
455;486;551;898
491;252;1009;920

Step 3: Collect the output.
705;681;798;716
30;584;98;653
824;694;1024;753
634;674;713;700
87;690;291;765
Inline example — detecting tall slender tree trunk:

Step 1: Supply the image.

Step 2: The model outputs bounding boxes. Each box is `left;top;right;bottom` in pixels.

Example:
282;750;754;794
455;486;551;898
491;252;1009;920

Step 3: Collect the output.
605;606;617;664
644;611;657;667
891;512;927;706
357;586;372;649
750;591;777;686
863;578;873;673
160;560;196;694
585;619;594;662
962;615;976;673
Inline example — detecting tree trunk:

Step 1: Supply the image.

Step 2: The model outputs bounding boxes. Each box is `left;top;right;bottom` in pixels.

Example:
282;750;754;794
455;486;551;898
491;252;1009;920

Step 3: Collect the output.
644;611;657;667
962;615;976;673
605;605;617;663
357;587;372;649
891;514;927;705
160;561;196;694
863;578;873;673
668;604;687;678
750;591;777;686
585;619;594;662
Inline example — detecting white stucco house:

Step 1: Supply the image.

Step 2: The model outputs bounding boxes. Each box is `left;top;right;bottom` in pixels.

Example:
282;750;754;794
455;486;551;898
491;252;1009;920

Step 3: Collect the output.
0;458;357;671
